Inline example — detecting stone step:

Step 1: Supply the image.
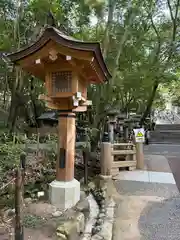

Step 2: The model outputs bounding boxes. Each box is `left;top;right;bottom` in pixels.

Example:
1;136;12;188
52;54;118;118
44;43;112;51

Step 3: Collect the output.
150;126;180;144
150;141;179;144
155;124;180;131
151;138;180;142
152;130;180;133
150;128;180;143
151;135;180;140
151;134;180;138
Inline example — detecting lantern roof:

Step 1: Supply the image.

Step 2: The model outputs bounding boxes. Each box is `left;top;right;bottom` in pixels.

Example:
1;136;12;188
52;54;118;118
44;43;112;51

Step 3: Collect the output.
8;26;111;83
37;110;58;122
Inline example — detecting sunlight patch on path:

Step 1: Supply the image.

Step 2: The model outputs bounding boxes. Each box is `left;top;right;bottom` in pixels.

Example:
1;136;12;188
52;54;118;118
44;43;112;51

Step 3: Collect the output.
113;170;176;184
113;195;165;240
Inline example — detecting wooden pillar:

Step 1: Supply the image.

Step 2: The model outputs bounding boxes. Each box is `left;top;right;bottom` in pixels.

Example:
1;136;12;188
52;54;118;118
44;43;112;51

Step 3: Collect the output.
100;142;113;176
56;112;76;181
136;142;144;169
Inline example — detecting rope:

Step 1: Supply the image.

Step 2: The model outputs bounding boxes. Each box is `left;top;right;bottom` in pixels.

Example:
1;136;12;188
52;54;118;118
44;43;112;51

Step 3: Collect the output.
0;178;16;191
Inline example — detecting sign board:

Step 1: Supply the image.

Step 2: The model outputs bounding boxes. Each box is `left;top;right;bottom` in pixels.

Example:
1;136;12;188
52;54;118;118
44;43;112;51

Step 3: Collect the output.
59;148;66;168
133;128;145;143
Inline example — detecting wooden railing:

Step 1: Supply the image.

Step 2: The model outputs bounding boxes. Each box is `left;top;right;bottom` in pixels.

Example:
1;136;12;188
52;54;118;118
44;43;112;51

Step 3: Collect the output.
100;142;137;176
111;143;136;175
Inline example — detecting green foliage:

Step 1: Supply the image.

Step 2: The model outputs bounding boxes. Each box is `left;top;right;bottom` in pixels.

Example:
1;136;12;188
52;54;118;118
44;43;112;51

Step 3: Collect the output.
163;80;180;107
0;0;180;141
0;141;57;208
0;141;25;208
0;143;24;169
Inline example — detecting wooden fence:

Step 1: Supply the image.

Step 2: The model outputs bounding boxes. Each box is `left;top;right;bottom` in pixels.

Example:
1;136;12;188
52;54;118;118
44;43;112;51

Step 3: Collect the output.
111;143;136;175
101;142;137;176
0;153;26;240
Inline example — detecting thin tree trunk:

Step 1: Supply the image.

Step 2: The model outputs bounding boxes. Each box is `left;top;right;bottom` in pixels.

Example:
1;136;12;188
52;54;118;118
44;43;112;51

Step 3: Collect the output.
3;74;8;108
8;67;24;132
102;0;115;59
140;80;159;125
111;4;135;84
8;0;25;132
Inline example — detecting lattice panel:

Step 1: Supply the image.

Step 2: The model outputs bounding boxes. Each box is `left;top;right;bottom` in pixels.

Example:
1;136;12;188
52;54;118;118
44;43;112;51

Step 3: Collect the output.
51;71;72;94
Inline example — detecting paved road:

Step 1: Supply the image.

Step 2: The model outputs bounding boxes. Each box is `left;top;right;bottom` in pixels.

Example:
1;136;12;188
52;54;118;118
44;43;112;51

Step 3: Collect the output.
144;143;180;192
113;143;180;240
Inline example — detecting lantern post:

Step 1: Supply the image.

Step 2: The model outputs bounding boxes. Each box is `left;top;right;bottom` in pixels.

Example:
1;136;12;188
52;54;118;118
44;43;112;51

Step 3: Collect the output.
8;26;111;210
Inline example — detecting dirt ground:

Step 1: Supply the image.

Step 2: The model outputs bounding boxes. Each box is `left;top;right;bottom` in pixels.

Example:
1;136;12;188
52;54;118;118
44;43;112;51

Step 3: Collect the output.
0;201;77;240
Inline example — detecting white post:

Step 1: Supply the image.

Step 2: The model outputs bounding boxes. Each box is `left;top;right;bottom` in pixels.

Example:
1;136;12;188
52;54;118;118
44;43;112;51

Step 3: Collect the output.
136;142;144;169
133;128;145;170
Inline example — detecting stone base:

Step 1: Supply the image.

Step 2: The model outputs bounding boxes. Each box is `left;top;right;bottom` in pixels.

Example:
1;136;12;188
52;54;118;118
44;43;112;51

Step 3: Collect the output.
49;179;80;210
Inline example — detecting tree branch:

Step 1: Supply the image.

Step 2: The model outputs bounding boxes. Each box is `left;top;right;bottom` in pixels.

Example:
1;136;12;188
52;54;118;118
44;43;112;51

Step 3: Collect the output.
167;0;175;22
150;15;161;65
166;0;180;62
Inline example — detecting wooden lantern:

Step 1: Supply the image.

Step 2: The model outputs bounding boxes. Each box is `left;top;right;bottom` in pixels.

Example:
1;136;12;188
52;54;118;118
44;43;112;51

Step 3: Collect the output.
8;27;111;112
8;26;111;183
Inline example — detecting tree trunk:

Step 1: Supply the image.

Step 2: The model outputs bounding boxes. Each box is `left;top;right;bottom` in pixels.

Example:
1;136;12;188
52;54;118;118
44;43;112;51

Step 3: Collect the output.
7;66;25;133
7;1;24;133
111;7;135;84
102;0;115;59
140;80;159;125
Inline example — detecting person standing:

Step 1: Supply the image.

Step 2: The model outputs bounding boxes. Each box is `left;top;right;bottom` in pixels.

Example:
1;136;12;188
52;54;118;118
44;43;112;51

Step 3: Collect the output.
152;121;156;131
145;128;150;145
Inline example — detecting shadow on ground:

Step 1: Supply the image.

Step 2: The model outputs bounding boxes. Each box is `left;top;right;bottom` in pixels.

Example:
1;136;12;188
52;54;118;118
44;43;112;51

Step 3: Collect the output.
138;196;180;240
112;180;180;240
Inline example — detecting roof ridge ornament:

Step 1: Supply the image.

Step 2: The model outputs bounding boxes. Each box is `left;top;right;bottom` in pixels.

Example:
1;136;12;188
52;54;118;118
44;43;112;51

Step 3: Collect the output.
47;10;56;27
46;11;70;36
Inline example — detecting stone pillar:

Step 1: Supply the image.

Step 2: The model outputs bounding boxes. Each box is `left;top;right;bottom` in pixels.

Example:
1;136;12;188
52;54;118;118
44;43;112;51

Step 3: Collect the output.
49;112;80;210
109;122;114;143
123;126;129;141
136;142;144;169
100;133;113;176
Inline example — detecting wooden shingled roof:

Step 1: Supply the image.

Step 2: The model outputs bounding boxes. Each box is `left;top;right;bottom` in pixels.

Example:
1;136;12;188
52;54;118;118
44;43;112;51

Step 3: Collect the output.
8;26;111;82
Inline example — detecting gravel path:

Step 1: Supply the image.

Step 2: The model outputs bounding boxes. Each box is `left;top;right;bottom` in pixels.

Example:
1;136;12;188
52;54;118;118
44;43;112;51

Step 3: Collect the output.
112;180;180;240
